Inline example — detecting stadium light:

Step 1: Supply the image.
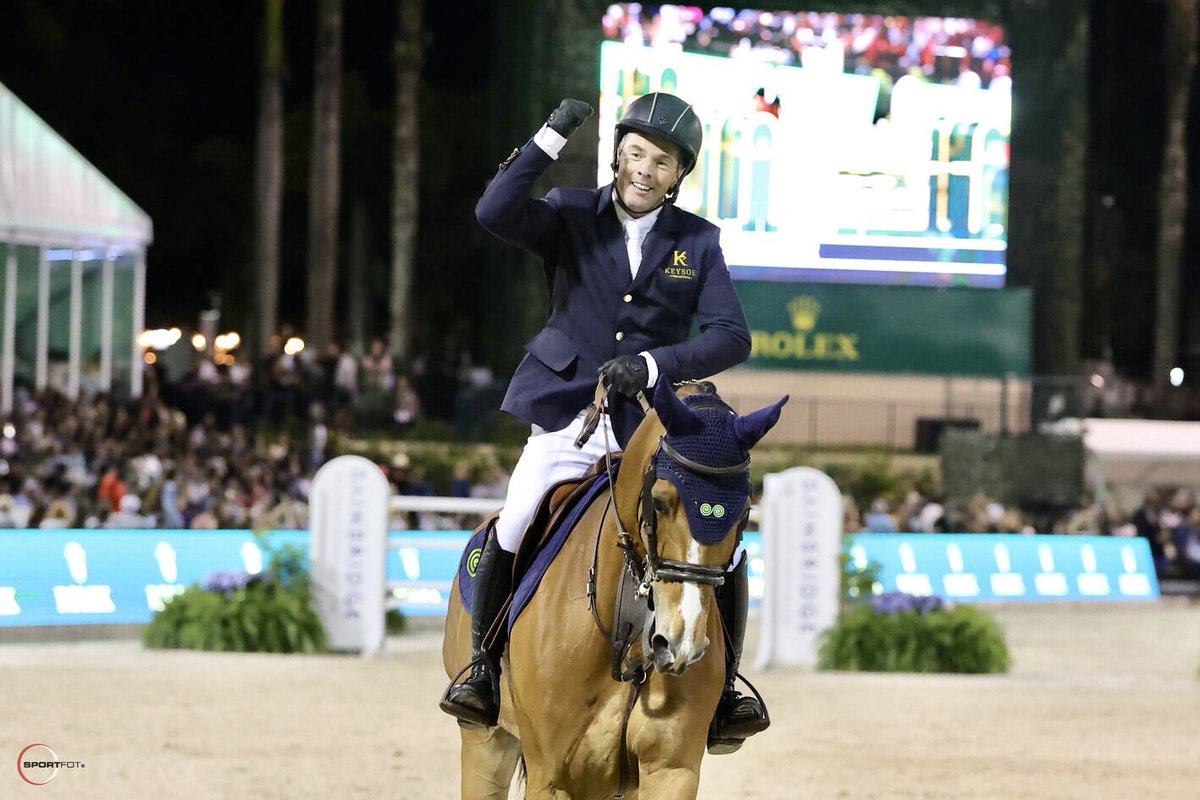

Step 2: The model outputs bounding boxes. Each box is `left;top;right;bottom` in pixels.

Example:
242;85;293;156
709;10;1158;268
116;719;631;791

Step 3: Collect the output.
1169;367;1184;387
137;328;183;351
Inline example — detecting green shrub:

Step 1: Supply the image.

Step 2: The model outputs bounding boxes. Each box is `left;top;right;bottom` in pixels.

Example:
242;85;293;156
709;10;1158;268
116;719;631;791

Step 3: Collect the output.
818;593;1010;674
840;545;881;605
385;608;407;635
143;539;326;654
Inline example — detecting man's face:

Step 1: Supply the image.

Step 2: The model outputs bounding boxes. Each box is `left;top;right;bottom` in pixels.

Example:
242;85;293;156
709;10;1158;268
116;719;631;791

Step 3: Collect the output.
614;131;684;216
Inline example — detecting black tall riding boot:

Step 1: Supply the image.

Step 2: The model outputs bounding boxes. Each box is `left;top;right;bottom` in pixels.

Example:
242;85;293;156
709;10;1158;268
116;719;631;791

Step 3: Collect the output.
708;552;770;754
440;533;515;727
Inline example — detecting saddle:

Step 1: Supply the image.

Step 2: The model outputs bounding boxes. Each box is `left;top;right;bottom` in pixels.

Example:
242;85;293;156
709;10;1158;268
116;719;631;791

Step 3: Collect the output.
457;453;620;614
511;453;620;582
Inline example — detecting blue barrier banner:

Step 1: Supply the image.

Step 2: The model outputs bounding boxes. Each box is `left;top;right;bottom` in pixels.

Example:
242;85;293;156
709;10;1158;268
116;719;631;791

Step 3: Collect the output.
0;529;1157;628
848;533;1160;602
0;530;309;626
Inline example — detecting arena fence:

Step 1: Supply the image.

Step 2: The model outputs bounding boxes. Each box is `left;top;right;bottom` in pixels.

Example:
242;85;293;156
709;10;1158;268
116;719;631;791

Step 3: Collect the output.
0;493;1159;632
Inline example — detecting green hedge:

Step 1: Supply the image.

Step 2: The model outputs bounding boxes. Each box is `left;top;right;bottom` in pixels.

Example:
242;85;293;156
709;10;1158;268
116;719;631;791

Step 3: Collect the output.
142;538;326;654
334;432;939;504
818;593;1010;674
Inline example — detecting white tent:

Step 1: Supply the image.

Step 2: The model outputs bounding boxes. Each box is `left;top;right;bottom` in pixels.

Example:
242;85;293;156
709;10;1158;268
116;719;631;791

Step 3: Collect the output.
1084;417;1200;506
0;79;153;412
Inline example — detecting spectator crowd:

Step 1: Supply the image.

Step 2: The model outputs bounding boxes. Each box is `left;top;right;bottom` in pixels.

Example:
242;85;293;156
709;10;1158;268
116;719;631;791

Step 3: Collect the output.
604;5;1012;91
848;486;1200;580
6;341;1198;589
0;344;504;532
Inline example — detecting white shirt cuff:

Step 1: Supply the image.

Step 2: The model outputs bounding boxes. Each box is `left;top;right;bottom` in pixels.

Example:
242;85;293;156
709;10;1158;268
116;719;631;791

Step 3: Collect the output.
639;351;659;388
533;125;568;159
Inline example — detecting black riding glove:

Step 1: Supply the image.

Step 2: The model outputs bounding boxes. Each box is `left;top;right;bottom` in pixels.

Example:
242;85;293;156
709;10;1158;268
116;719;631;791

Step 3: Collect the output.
599;355;649;398
546;98;594;138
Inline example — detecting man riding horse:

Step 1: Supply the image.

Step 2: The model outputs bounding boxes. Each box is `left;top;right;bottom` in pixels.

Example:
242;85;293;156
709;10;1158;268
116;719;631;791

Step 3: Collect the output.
439;91;769;751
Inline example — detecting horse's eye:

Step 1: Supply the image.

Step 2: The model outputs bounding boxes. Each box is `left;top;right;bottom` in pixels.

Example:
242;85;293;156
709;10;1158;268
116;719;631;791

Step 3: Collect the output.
652;496;669;515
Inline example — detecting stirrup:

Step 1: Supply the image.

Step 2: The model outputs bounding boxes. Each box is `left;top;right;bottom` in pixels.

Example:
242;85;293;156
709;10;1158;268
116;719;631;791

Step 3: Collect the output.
707;674;770;755
439;655;501;728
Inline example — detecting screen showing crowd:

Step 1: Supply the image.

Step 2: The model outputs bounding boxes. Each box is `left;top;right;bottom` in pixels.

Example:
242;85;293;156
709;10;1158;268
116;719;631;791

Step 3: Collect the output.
599;6;1012;287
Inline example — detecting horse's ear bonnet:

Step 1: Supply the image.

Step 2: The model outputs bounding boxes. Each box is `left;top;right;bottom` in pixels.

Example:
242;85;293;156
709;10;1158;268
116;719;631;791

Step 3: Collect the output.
653;388;752;544
650;383;789;545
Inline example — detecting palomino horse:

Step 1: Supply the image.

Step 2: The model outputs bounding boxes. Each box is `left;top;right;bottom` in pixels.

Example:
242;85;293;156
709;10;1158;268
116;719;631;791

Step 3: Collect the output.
443;381;787;799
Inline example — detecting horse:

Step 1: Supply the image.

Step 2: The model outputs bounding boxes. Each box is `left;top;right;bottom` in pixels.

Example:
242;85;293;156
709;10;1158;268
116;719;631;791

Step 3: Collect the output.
443;380;787;799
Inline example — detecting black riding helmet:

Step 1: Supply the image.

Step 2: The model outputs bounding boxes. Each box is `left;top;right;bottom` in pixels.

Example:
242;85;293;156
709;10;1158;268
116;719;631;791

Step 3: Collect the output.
610;92;703;200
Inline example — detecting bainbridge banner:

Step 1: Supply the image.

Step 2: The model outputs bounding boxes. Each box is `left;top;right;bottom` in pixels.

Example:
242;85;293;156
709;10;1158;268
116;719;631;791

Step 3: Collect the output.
755;467;843;668
310;455;390;655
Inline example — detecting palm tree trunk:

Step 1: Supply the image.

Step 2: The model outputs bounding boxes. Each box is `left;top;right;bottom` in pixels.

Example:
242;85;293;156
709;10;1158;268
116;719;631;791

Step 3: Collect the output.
306;0;343;354
1005;0;1089;378
1153;0;1197;397
390;0;422;363
253;0;284;361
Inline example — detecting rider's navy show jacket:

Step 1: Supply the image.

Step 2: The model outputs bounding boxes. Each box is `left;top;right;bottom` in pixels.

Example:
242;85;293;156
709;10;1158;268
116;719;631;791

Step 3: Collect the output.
476;140;751;447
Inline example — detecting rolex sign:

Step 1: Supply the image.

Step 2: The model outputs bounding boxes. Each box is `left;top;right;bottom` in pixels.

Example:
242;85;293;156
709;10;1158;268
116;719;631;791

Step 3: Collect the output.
738;281;1031;376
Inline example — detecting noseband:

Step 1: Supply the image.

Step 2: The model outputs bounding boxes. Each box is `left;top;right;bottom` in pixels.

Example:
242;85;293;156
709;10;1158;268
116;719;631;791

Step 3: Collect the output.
617;434;751;595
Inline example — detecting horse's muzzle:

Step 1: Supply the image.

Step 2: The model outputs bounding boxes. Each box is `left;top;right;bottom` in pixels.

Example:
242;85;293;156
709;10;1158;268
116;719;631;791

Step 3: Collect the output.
648;626;709;675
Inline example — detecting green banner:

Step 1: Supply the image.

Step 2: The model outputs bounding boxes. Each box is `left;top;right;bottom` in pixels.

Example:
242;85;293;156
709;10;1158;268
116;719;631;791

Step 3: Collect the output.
735;281;1031;376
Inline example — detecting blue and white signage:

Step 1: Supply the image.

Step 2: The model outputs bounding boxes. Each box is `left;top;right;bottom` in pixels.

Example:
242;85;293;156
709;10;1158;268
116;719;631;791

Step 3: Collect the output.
0;528;1160;629
849;533;1159;602
0;529;299;626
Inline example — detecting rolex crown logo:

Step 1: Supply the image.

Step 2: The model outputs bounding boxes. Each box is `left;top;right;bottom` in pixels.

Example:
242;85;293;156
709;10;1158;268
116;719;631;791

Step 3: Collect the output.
787;295;822;332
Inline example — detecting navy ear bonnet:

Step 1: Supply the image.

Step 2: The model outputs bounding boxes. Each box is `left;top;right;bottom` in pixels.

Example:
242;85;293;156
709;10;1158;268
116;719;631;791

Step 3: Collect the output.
654;395;751;544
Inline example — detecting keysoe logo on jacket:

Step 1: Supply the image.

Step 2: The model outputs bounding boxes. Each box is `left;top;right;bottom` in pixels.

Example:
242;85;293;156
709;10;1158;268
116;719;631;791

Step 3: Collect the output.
664;251;696;279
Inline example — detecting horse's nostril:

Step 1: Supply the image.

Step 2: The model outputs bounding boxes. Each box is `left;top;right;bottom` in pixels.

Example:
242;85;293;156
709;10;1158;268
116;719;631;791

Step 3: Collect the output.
651;633;670;654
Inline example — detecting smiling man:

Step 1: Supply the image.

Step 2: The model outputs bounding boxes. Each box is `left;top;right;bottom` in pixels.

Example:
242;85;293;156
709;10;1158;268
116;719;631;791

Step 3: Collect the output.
441;93;764;754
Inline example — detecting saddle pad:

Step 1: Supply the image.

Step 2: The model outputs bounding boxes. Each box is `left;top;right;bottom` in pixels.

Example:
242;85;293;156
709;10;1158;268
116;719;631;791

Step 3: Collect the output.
506;471;611;632
455;525;491;610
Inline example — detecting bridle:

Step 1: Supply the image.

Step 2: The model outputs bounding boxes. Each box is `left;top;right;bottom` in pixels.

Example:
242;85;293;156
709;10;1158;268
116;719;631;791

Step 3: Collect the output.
618;433;750;595
584;384;751;595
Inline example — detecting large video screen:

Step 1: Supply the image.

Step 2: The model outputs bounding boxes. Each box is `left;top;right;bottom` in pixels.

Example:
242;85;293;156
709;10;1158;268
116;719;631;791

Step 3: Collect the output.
600;6;1012;287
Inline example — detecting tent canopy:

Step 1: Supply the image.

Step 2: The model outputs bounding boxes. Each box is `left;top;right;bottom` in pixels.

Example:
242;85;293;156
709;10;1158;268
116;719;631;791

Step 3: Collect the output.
0;80;152;249
0;80;150;412
1084;418;1200;503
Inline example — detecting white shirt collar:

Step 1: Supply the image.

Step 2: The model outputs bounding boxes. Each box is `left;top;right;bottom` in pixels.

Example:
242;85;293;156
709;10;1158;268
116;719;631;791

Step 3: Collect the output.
612;189;662;238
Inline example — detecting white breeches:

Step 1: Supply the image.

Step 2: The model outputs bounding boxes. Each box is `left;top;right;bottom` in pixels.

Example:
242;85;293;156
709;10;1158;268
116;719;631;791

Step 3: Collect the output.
494;411;620;553
493;409;746;570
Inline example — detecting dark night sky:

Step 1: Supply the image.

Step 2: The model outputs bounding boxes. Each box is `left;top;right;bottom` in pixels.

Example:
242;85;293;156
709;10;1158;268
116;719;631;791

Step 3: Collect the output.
0;0;493;331
0;1;1192;380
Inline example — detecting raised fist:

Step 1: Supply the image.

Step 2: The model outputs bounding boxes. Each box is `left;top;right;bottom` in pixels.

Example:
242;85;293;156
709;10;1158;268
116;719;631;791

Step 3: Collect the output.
546;98;594;138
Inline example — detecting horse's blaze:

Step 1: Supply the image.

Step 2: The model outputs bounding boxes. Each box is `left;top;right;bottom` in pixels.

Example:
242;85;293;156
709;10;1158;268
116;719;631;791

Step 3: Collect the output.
651;540;712;674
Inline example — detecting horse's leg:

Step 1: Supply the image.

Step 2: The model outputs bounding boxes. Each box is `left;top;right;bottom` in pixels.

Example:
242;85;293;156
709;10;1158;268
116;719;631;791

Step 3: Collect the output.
628;667;719;800
637;765;699;798
516;775;571;800
458;723;523;800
